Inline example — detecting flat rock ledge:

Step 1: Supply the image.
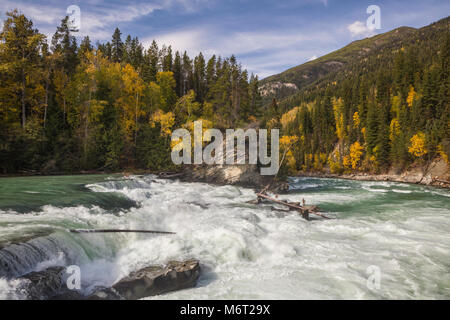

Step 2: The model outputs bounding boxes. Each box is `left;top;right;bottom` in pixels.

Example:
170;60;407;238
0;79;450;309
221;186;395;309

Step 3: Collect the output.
18;260;200;300
179;164;289;193
109;259;201;300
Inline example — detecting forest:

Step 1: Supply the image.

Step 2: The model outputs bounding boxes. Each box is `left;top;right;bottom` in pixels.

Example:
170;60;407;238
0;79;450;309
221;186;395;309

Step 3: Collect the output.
0;10;262;174
0;10;448;176
269;17;449;175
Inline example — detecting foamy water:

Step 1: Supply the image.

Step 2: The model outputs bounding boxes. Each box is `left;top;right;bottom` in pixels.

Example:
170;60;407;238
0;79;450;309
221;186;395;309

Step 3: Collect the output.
0;175;449;299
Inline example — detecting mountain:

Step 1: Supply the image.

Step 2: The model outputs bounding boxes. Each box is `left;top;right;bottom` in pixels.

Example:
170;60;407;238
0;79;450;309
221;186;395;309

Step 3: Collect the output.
260;16;449;107
266;16;449;178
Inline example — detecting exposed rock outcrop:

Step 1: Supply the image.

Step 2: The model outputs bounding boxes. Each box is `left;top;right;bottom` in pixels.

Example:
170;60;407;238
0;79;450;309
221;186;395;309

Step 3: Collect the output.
178;129;289;193
18;267;67;300
112;259;200;300
21;260;201;300
181;163;289;193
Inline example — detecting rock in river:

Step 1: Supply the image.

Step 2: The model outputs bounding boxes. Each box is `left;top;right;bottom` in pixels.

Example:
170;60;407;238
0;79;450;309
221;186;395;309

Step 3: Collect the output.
112;259;201;300
19;267;67;300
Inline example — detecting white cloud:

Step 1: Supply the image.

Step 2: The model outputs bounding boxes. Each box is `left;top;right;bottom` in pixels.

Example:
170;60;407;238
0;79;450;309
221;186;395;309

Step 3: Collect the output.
308;55;318;61
143;27;335;78
0;0;209;41
162;0;215;13
0;0;62;25
145;27;334;55
77;3;162;39
347;20;376;38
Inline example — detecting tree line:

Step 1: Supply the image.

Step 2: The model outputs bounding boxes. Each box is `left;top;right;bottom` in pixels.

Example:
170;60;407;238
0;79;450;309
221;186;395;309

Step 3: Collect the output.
0;10;263;173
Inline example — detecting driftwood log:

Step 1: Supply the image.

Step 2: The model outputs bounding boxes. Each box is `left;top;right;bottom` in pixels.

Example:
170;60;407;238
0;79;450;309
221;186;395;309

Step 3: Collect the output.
70;229;176;235
256;193;331;220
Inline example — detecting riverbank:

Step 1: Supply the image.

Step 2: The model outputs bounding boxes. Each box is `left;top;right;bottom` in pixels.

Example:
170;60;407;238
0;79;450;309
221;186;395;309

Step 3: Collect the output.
0;168;155;178
297;158;449;189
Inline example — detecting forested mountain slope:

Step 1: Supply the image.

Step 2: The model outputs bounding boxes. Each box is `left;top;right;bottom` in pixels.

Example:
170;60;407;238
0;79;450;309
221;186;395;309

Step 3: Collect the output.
261;17;448;107
266;16;449;177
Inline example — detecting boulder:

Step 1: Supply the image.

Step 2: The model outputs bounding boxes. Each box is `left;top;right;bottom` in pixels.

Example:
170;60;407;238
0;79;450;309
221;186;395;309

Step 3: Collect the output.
112;259;201;300
19;267;66;300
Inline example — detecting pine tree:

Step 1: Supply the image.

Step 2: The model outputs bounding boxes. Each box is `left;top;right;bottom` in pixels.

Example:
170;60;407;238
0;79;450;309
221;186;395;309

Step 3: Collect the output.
365;100;378;155
173;51;183;97
248;74;262;118
142;40;159;82
111;28;123;63
162;46;173;72
193;53;206;103
181;51;193;96
51;16;78;75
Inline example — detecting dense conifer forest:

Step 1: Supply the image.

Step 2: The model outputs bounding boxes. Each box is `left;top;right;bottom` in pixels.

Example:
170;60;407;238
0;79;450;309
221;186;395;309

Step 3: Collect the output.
266;17;449;175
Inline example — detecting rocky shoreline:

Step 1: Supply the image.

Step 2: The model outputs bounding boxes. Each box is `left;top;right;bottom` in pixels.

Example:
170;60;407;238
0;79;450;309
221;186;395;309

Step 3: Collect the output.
297;159;449;189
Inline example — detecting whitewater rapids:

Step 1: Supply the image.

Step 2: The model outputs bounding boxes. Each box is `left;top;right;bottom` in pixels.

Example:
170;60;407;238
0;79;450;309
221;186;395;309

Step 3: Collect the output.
0;175;449;299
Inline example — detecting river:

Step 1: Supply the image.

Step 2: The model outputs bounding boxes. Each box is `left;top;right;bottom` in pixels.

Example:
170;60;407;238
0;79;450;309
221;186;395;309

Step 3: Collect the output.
0;174;449;299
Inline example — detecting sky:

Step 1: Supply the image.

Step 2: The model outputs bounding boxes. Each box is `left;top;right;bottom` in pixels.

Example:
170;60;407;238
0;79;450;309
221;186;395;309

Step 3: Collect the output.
1;0;449;79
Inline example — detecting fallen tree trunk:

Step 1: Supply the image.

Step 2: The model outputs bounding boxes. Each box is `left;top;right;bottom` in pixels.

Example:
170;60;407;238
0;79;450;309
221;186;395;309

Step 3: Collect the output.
256;193;331;219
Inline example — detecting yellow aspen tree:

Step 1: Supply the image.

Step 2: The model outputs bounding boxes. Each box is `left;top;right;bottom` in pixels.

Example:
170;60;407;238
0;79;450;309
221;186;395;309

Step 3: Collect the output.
389;118;401;141
122;63;145;146
280;107;300;129
353;111;360;128
406;86;417;108
349;141;364;169
150;110;175;136
147;82;162;112
408;132;428;157
280;135;299;173
342;155;351;169
333;97;346;141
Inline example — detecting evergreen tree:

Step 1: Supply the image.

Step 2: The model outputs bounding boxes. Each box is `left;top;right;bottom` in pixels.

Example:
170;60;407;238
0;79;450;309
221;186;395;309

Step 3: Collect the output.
111;28;123;63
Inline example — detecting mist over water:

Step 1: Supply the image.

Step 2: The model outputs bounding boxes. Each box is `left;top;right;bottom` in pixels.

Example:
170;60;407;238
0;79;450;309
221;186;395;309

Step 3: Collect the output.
0;175;449;299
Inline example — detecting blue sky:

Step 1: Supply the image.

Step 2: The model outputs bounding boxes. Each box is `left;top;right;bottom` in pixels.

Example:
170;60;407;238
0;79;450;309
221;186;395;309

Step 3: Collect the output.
1;0;449;78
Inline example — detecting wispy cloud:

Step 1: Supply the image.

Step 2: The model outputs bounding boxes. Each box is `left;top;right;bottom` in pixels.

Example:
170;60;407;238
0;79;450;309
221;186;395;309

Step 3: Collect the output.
0;0;62;25
78;2;162;39
0;0;210;40
144;27;336;78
